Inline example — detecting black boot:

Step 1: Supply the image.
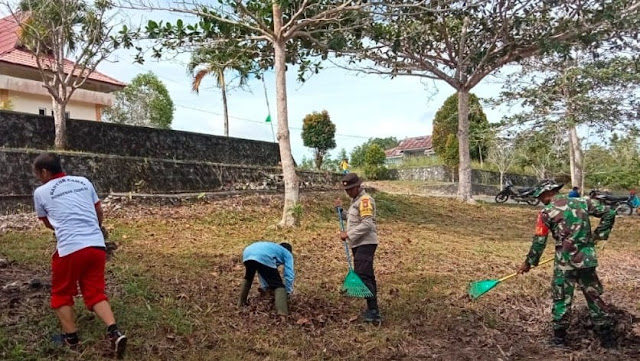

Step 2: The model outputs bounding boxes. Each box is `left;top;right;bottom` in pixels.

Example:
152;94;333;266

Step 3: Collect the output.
551;329;567;347
363;309;383;323
599;328;616;349
363;297;382;323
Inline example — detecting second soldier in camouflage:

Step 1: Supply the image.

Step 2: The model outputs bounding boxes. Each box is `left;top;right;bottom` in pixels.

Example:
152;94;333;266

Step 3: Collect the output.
518;180;616;348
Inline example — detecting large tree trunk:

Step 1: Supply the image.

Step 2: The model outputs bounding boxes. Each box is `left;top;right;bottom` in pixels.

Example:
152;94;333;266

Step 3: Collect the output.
457;89;473;202
568;125;583;188
220;71;229;137
273;3;299;227
315;150;323;170
52;98;67;150
569;131;576;185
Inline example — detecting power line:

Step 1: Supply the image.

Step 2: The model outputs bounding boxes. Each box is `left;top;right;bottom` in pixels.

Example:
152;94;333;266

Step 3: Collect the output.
129;64;376;141
174;103;371;140
132;61;226;96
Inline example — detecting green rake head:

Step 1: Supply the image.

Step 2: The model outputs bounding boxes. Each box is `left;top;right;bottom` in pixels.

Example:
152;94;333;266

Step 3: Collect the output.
342;270;374;298
468;279;500;300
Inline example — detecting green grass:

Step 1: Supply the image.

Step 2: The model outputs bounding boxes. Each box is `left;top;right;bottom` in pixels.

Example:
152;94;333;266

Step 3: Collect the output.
1;192;639;360
387;156;444;169
384;155;537;177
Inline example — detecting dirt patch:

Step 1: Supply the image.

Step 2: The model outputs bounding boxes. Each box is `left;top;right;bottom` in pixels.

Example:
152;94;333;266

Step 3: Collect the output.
0;258;50;328
2;191;639;360
567;306;640;356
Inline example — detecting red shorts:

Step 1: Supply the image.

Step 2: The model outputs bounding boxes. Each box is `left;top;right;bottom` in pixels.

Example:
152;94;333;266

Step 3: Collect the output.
51;247;108;310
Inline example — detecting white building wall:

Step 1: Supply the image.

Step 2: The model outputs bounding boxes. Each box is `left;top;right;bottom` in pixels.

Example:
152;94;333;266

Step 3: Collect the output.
7;90;97;121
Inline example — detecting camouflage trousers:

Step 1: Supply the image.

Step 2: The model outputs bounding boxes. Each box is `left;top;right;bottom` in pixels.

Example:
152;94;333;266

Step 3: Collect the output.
552;266;611;331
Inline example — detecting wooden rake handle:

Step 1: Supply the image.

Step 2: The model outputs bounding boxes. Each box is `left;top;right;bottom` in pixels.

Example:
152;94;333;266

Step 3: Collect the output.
498;257;554;283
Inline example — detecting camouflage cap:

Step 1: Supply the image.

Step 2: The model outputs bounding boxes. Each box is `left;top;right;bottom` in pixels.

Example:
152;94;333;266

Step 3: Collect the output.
341;173;362;190
532;180;564;198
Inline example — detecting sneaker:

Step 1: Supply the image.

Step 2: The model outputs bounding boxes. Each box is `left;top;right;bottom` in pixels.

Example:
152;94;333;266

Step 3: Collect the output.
109;329;127;359
51;334;80;349
363;309;383;323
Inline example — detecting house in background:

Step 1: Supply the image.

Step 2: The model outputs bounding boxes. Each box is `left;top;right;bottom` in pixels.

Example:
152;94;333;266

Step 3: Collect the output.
385;135;436;165
0;15;124;121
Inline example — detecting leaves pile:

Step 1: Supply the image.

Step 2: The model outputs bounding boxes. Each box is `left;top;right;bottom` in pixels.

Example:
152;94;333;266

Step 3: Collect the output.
0;213;39;234
0;261;50;335
1;190;639;360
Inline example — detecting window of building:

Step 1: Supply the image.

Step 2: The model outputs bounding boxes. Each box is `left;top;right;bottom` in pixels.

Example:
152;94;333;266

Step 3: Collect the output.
38;108;46;116
49;111;71;119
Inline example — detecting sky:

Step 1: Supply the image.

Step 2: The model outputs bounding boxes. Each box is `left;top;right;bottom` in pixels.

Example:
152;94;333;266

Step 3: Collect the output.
99;53;510;163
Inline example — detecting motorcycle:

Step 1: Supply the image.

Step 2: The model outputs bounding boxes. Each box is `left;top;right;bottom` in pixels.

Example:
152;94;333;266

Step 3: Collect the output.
588;189;634;216
495;180;540;206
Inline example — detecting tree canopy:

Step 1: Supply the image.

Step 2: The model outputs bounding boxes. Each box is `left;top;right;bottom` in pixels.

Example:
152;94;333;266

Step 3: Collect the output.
432;93;490;162
362;143;388;180
350;137;399;168
495;51;640;188
7;0;134;149
301;110;337;170
513;126;568;180
186;46;254;137
341;0;640;201
103;72;174;129
585;133;640;189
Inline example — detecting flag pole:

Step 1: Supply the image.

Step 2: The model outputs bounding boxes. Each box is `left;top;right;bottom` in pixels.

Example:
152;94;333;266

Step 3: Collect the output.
262;76;276;143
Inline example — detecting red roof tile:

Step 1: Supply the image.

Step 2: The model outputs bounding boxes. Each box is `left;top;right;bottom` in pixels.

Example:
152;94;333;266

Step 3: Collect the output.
0;15;20;54
0;15;124;88
385;136;433;158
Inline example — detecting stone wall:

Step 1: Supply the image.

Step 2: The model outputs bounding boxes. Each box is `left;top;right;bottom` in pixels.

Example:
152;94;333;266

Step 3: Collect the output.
390;166;538;187
1;149;341;214
421;183;500;196
391;167;452;182
471;169;539;187
0;110;280;166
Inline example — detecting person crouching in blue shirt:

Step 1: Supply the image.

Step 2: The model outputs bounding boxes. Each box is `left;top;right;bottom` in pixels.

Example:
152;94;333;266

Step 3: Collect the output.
630;189;639;211
238;241;294;315
568;186;581;198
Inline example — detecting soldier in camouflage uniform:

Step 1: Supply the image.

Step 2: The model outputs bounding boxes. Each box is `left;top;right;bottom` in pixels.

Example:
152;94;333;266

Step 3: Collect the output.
518;180;617;348
335;173;382;323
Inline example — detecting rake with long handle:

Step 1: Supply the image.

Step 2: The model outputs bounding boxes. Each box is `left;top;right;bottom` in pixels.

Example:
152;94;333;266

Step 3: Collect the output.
468;257;554;300
336;207;374;298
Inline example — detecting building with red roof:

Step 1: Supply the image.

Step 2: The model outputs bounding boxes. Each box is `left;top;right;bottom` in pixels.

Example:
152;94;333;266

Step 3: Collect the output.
0;14;124;121
385;135;435;164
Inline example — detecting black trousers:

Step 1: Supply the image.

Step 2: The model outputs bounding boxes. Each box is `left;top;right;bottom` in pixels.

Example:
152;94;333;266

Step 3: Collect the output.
243;260;284;289
352;244;378;310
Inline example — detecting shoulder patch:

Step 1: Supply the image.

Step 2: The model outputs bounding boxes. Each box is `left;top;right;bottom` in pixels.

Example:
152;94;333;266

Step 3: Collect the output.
535;211;550;237
359;195;373;217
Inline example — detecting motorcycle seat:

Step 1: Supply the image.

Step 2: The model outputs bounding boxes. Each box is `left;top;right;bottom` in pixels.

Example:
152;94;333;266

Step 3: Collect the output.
517;187;534;194
604;195;629;202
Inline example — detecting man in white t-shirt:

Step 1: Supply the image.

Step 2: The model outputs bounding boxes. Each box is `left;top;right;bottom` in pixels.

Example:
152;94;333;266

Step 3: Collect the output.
32;153;126;358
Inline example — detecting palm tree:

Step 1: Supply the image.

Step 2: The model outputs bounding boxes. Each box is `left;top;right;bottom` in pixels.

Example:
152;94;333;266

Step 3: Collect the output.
0;98;13;111
187;48;252;137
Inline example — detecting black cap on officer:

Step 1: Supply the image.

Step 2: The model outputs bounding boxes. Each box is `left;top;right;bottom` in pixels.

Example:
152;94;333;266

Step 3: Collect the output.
341;173;362;190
